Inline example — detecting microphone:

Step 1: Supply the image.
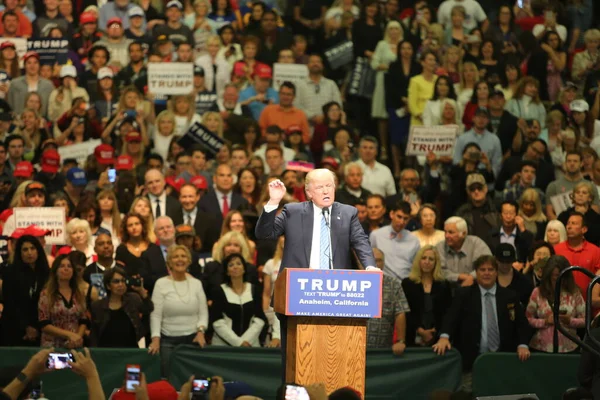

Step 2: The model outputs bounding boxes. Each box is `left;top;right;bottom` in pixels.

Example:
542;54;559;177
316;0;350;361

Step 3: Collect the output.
322;207;330;228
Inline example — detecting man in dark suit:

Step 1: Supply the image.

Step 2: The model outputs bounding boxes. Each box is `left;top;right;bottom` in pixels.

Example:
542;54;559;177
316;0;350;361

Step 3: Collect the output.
172;183;220;253
198;164;249;230
145;168;181;220
335;162;372;206
487;201;534;264
487;89;518;156
255;168;375;270
433;255;531;377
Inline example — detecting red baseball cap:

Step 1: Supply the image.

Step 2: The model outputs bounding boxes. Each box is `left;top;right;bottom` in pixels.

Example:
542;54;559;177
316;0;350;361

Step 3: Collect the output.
165;176;185;193
115;154;134;171
0;41;16;51
112;381;178;400
233;62;246;78
285;125;302;136
321;156;339;169
254;64;272;79
10;228;27;240
125;131;142;143
79;11;97;24
190;175;208;190
94;144;115;165
40;149;60;173
24;225;51;237
14;161;34;178
107;17;123;28
23;51;40;63
57;246;72;256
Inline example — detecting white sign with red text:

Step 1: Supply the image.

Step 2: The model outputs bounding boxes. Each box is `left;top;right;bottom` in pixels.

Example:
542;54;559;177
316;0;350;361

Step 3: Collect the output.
14;207;66;245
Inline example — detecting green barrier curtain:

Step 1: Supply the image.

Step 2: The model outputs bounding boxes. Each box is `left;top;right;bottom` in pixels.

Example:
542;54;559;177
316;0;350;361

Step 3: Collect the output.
0;348;161;400
473;353;580;400
168;346;462;400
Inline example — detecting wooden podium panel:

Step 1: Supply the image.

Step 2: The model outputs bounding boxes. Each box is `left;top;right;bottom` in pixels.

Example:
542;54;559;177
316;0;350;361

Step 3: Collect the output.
286;317;367;395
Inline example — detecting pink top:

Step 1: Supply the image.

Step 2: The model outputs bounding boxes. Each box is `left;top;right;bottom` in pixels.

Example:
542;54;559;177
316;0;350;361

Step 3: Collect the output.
526;287;585;353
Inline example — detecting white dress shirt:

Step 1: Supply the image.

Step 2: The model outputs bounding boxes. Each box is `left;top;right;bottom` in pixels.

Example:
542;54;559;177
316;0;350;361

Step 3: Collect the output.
356;159;397;197
148;192;167;218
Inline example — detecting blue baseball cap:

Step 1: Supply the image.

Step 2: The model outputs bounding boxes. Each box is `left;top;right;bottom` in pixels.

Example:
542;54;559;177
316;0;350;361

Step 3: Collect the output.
67;167;88;186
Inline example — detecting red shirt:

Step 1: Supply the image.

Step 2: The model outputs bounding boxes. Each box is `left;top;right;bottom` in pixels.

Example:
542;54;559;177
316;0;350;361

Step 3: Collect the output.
554;240;600;300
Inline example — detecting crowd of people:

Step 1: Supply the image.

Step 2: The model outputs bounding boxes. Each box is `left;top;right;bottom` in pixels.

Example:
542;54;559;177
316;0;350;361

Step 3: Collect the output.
0;0;599;396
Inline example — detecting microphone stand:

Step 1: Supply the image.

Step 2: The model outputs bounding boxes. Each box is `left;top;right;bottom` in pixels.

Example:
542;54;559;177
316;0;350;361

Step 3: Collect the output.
323;208;333;270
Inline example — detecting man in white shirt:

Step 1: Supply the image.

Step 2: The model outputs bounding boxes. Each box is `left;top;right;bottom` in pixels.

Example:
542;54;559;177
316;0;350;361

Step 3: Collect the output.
253;125;296;174
532;4;568;42
437;0;488;31
294;54;342;125
356;136;397;197
145;169;181;220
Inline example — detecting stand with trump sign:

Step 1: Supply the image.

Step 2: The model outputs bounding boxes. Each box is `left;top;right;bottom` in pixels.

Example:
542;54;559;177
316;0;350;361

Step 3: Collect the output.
274;268;382;398
406;125;460;156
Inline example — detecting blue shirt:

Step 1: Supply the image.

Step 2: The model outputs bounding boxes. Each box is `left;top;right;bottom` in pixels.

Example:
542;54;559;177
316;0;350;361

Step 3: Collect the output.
453;129;503;178
238;85;279;120
479;284;498;354
369;226;420;281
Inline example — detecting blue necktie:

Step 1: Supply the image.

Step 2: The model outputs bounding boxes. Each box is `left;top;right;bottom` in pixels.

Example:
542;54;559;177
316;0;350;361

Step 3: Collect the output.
320;211;330;269
485;292;500;352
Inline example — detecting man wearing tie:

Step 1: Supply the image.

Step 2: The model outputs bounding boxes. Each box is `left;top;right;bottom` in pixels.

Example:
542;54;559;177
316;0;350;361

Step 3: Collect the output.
433;255;531;390
198;164;249;229
255;168;375;271
145;169;181;220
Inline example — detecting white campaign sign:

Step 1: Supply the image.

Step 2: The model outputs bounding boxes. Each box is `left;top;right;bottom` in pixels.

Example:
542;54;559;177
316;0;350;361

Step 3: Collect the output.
14;207;66;245
406;125;460;156
272;63;308;91
148;62;194;95
550;192;573;216
57;139;102;167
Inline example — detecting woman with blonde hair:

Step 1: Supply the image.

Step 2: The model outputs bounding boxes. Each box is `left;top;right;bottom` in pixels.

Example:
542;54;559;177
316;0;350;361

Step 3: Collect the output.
441;45;462;84
544;220;567;246
401;245;451;346
10;180;33;208
120;131;146;168
518;188;547;240
408;50;438;127
542;110;564;154
571;29;600;88
201;111;224;137
184;0;217;54
505;76;547;128
152;110;178;161
13;108;49;163
218;210;256;257
97;189;122;243
454;62;479;110
168;94;202;136
195;34;231;97
203;231;259;300
557;181;600;244
66;218;95;265
129;197;157;243
324;0;360;37
371;20;403;160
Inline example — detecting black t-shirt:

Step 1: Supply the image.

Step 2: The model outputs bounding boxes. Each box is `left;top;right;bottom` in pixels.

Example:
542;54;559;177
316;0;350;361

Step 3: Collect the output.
99;308;137;348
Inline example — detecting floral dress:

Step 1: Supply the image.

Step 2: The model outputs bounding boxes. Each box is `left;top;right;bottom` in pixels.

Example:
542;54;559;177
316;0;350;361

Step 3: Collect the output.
38;290;88;347
526;287;585;353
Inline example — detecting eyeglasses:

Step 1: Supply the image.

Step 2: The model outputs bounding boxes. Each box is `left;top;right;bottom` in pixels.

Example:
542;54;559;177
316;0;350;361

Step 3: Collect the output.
111;278;127;284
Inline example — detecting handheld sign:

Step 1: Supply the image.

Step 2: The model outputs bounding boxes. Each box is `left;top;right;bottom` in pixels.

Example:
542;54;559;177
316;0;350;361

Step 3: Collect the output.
406;125;460;157
14;207;66;245
28;39;69;64
272;63;309;91
57;139;102;168
177;122;225;156
550;192;573;216
284;269;382;318
324;41;354;70
148;62;194;95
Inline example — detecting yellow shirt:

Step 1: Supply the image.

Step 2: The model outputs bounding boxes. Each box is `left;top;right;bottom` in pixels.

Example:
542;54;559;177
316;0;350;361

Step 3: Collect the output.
408;74;436;127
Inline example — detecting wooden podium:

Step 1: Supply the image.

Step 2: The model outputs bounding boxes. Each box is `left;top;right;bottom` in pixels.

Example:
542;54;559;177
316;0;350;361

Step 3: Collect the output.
274;268;383;397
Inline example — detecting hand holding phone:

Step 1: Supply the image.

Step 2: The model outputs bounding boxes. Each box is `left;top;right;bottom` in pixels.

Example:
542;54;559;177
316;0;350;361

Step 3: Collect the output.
285;385;310;400
46;352;74;370
108;168;116;183
125;364;141;392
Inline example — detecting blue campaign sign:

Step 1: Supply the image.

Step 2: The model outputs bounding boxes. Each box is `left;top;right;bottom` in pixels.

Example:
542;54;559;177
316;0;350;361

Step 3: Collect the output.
285;269;382;318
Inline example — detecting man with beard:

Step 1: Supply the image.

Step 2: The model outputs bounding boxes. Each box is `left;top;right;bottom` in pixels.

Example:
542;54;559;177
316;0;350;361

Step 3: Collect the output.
96;18;133;70
295;54;342;125
115;42;146;92
0;0;31;37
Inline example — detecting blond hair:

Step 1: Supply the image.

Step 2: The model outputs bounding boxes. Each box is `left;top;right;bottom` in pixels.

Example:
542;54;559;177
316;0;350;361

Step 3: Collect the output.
212;231;251;262
407;245;444;283
97;189;122;238
518;188;547;222
129;197;157;243
66;218;93;247
166;244;192;269
12;180;33;208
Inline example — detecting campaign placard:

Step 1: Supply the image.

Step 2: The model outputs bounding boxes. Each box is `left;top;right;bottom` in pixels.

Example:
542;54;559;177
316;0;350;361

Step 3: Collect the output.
14;207;66;245
284;269;382;318
272;63;308;91
406;125;460;156
148;62;194;95
286;161;315;173
177;122;224;155
0;38;27;68
550;192;573;216
57;139;102;167
28;39;69;64
324;40;354;70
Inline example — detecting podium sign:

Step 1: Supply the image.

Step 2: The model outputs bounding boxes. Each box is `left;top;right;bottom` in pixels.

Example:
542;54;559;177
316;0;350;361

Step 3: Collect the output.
284;269;382;318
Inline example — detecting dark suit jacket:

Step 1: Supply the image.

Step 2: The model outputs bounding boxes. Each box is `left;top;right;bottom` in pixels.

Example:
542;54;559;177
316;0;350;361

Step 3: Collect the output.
496;155;555;192
487;228;534;264
441;284;531;371
401;279;452;346
202;260;261;301
335;186;371;206
255;201;375;271
172;206;221;253
146;194;181;220
197;190;249;230
488;111;518;156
